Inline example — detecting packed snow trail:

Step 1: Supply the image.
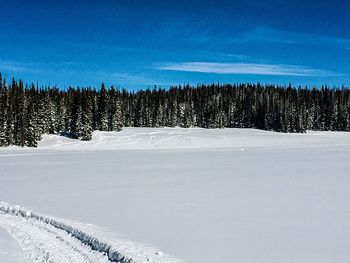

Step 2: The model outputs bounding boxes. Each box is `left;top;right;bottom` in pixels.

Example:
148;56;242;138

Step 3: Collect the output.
0;202;181;263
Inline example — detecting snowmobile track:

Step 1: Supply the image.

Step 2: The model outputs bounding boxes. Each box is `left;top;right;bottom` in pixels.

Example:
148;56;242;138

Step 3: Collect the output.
0;202;178;263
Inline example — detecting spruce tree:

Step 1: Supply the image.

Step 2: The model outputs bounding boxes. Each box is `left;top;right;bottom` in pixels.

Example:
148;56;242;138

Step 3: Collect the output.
97;84;109;131
1;73;350;147
25;100;38;147
111;98;123;132
0;75;7;146
80;90;93;141
70;89;83;139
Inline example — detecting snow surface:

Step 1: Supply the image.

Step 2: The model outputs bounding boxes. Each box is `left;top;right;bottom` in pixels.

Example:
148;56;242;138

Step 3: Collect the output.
1;127;350;262
0;202;176;263
0;227;29;263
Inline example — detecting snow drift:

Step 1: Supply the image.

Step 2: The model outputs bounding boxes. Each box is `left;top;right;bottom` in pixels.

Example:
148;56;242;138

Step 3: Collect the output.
4;127;349;151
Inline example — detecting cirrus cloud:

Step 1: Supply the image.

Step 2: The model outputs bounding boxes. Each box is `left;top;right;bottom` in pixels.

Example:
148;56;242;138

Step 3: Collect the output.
159;62;337;76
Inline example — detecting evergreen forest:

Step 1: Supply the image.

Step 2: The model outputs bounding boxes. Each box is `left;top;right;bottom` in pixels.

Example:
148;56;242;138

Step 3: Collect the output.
1;73;350;147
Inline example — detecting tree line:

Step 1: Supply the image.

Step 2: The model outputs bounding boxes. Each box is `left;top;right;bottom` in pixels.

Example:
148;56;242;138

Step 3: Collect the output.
0;73;350;147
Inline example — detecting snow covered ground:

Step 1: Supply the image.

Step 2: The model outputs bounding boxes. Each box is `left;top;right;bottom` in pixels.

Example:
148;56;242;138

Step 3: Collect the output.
0;227;29;263
1;127;350;262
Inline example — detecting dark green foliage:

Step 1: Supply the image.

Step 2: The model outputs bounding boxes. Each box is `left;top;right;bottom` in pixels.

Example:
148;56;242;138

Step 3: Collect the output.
0;73;350;147
25;100;38;147
97;84;109;131
70;88;83;139
80;89;94;140
0;74;7;146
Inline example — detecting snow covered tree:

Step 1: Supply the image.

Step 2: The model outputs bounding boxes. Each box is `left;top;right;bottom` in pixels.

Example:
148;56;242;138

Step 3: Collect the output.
0;75;7;146
107;87;123;131
70;89;83;139
80;90;93;141
1;72;350;147
25;100;38;147
111;98;123;131
97;84;109;131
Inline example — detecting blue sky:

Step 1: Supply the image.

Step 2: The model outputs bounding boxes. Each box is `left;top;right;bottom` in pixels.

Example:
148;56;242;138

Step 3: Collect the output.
0;0;350;90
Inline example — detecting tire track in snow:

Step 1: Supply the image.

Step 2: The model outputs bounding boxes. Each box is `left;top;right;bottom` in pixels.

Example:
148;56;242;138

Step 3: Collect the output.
0;202;181;263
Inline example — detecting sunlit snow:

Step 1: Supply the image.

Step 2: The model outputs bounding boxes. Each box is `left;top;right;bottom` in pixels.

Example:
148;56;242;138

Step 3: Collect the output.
1;127;350;262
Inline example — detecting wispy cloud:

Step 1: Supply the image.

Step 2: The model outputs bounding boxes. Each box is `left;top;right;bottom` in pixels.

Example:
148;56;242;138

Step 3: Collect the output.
159;62;337;76
0;60;35;73
233;27;297;44
195;51;249;62
232;27;350;50
110;72;154;85
0;60;52;75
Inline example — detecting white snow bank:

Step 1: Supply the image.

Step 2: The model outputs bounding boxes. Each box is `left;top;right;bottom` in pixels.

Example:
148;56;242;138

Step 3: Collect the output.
0;202;181;263
2;127;350;151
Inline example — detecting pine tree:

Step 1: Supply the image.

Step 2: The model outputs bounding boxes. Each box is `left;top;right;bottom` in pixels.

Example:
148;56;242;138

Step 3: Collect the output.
70;89;83;139
25;100;38;147
36;90;50;138
111;98;123;131
1;73;350;147
0;75;7;146
107;87;122;131
12;79;26;146
5;86;14;146
97;84;109;131
80;90;93;141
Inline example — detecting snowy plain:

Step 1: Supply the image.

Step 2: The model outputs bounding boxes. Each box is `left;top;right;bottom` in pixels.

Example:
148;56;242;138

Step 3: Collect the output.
0;227;29;263
1;127;350;262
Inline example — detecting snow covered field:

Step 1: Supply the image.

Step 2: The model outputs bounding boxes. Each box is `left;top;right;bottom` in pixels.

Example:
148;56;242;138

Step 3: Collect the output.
0;227;29;263
1;127;350;262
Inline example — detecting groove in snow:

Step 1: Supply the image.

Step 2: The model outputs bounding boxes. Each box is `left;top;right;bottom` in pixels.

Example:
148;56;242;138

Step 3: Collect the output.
0;202;181;263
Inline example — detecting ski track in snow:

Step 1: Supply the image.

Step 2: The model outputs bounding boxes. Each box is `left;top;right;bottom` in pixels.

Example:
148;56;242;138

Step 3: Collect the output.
0;202;181;263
